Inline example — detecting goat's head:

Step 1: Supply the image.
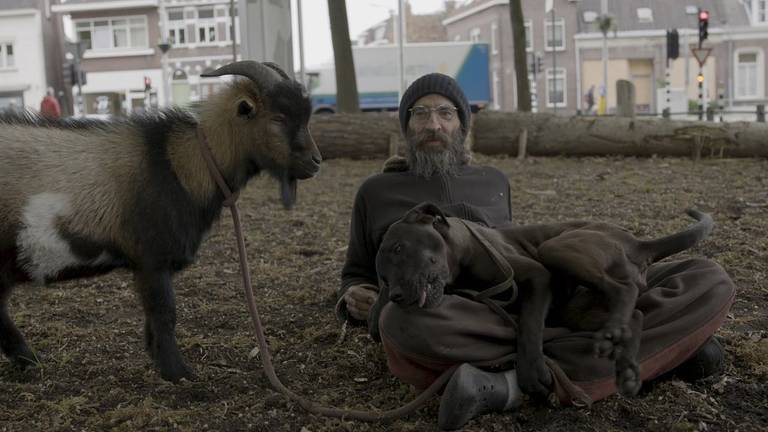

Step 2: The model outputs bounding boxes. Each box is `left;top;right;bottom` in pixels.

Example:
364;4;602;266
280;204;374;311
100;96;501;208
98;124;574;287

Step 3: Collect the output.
201;61;321;209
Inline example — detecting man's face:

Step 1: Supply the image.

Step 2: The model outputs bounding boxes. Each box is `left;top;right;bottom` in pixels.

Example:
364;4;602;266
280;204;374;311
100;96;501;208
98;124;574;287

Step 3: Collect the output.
405;94;467;178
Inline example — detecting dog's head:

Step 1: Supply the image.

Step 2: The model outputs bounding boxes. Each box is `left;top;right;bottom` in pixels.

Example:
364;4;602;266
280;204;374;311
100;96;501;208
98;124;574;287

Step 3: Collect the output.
375;202;453;309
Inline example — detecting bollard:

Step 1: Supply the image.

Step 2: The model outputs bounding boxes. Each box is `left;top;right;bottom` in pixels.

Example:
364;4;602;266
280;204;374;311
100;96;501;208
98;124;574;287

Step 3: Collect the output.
616;80;635;118
758;104;765;122
662;107;671;119
706;105;715;121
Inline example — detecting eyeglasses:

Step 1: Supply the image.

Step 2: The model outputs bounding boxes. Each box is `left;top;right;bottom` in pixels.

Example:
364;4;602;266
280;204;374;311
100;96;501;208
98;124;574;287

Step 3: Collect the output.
408;104;458;123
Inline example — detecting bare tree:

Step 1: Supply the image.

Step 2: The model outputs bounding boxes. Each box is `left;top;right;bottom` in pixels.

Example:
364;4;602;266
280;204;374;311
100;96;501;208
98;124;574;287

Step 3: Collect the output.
509;0;531;112
327;0;359;113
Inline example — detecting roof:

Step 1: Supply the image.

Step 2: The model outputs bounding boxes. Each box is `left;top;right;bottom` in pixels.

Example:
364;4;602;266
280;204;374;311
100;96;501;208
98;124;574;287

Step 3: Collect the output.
576;0;750;33
51;0;158;13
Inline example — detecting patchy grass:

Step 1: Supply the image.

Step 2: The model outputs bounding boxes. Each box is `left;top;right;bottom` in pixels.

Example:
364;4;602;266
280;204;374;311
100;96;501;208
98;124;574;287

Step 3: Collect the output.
1;156;767;431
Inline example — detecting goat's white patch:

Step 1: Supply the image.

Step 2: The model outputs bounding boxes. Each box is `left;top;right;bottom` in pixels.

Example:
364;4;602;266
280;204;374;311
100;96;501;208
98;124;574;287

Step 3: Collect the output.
16;193;113;283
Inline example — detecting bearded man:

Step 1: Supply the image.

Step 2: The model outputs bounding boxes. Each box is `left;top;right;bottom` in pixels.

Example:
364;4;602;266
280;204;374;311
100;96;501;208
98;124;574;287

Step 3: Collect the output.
335;73;734;430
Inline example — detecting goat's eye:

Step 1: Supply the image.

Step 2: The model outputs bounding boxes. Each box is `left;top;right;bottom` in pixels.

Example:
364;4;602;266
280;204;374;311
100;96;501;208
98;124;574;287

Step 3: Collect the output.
272;114;286;124
237;101;254;118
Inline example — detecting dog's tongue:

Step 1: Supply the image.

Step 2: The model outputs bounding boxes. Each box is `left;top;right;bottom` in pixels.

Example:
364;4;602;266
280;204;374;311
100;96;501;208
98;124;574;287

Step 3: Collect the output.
418;287;427;308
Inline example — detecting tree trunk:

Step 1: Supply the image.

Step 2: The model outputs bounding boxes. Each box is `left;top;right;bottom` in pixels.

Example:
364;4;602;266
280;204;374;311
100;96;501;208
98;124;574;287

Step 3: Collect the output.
327;0;359;113
509;0;531;112
311;113;402;159
309;112;768;159
473;111;768;158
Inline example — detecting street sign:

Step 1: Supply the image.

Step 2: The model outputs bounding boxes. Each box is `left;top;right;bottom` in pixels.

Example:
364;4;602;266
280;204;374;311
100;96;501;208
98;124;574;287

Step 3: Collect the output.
691;47;712;67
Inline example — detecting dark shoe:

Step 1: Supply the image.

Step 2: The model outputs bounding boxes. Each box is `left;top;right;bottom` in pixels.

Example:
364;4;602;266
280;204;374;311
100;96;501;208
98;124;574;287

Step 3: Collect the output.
673;337;725;382
438;363;522;431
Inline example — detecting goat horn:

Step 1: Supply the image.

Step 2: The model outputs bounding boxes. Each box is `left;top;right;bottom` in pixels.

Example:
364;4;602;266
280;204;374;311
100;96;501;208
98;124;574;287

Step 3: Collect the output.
201;60;288;92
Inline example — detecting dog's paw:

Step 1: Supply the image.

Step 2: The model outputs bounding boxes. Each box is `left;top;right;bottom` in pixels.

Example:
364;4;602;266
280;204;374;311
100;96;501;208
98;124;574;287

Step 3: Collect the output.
593;324;632;359
517;358;553;399
615;355;641;397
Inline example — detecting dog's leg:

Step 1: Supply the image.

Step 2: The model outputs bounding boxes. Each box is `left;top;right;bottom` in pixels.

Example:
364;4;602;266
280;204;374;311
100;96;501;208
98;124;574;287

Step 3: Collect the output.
133;268;194;382
508;255;553;399
538;234;640;361
615;309;643;397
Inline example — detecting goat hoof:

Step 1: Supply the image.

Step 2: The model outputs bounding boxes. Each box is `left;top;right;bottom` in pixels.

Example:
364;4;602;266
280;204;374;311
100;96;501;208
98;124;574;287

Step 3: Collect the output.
159;361;196;383
9;347;40;369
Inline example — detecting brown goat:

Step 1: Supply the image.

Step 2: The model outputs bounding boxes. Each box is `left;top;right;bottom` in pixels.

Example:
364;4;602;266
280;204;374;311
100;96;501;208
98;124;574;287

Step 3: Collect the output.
0;61;321;382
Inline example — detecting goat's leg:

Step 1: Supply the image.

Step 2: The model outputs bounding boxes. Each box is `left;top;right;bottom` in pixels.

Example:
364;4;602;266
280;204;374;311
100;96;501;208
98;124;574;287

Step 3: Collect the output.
0;276;36;368
133;268;194;382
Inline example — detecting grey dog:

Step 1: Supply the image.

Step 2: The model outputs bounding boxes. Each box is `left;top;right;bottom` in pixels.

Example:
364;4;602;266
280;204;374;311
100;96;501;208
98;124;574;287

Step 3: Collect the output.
370;202;713;399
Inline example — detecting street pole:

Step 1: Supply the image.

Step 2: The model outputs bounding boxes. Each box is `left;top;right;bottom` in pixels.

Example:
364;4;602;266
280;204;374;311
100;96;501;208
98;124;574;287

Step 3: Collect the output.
551;6;556;114
297;0;306;85
230;0;237;62
74;41;84;116
601;0;607;115
397;0;406;101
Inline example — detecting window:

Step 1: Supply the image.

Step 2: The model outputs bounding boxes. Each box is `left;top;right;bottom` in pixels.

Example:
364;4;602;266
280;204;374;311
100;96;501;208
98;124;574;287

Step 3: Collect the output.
197;7;217;43
167;9;186;45
491;22;498;55
546;68;566;107
735;49;764;99
171;6;237;45
470;28;481;42
525;20;533;52
636;8;653;23
75;16;148;50
544;17;565;51
0;43;14;68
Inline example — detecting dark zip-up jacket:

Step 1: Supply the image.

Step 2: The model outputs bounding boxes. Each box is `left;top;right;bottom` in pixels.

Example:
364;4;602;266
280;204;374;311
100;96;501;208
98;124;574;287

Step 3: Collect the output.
339;164;512;313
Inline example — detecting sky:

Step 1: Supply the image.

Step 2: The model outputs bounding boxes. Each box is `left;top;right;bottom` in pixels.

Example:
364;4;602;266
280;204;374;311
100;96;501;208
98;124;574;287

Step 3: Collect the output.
292;0;454;68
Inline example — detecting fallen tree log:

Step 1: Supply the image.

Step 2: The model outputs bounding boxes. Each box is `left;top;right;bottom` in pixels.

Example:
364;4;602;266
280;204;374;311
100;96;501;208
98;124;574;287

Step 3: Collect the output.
309;111;768;159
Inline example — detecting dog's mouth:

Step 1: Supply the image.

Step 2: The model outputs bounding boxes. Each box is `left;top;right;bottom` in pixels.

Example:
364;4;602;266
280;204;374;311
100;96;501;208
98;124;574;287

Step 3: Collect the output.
414;276;445;309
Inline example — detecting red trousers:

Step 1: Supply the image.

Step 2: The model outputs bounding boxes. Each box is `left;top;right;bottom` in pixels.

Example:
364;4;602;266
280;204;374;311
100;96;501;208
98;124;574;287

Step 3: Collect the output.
379;259;735;405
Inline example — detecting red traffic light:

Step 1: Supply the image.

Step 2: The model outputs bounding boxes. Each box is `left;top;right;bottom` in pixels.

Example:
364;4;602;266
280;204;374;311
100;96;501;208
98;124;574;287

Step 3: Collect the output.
143;76;152;87
699;9;709;22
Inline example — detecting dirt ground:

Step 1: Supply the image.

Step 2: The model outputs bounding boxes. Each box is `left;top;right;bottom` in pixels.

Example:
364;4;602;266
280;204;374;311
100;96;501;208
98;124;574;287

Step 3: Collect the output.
1;156;766;432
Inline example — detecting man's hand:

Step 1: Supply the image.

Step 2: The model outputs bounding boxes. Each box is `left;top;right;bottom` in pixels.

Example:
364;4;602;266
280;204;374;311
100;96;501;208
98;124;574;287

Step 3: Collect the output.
343;284;379;321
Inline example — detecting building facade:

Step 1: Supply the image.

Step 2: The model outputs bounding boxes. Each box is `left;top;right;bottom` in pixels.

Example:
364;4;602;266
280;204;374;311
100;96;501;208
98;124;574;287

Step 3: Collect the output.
0;0;68;114
52;0;241;116
443;0;580;114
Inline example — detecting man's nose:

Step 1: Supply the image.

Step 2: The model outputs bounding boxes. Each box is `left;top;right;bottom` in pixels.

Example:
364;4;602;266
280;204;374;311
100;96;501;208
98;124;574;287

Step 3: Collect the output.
425;111;442;130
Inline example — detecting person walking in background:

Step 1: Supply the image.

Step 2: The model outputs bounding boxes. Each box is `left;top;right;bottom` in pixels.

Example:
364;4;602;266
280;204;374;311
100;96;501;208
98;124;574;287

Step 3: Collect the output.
40;87;62;119
584;85;595;114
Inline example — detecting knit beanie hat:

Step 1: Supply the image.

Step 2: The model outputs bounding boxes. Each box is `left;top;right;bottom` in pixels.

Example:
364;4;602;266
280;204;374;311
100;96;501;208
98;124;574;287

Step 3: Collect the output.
398;73;471;139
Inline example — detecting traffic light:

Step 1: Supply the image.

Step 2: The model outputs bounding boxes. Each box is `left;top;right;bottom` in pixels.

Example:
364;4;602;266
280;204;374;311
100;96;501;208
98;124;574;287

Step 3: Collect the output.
698;9;709;43
144;76;152;91
696;73;704;83
666;29;679;60
536;55;543;74
62;62;74;86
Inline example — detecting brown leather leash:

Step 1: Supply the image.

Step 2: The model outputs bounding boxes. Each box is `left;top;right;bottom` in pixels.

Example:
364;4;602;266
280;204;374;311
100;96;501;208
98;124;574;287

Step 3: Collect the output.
452;219;520;329
196;129;456;422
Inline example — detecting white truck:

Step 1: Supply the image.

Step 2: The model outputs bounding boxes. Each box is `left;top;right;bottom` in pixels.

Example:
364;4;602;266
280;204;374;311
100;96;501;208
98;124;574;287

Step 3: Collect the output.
308;41;491;113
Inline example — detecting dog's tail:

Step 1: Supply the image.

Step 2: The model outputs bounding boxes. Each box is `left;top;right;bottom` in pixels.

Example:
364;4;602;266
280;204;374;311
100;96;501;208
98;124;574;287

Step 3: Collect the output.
639;209;714;264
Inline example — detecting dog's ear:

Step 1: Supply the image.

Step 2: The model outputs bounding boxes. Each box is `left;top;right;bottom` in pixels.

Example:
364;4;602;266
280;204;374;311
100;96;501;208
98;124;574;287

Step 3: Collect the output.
404;202;450;228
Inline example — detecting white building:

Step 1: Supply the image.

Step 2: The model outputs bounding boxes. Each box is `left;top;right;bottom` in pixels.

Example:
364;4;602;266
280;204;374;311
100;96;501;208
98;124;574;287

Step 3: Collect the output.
0;8;48;112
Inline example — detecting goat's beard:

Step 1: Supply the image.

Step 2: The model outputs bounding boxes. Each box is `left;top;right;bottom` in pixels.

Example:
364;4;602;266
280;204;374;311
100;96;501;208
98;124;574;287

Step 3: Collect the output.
405;128;469;178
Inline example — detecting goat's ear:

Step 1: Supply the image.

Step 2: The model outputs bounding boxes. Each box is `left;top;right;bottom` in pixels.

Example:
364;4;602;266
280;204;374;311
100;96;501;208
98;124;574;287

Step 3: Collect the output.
237;99;256;119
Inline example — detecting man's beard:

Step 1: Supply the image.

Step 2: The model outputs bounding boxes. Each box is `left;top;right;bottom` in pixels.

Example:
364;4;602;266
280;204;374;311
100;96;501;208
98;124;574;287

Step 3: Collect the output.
405;128;470;178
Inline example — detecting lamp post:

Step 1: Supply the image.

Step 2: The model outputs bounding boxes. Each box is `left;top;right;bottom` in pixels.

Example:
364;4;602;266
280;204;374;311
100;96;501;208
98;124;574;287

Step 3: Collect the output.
158;41;172;107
